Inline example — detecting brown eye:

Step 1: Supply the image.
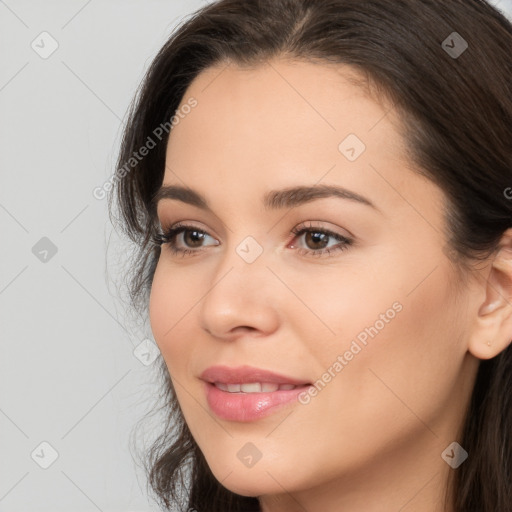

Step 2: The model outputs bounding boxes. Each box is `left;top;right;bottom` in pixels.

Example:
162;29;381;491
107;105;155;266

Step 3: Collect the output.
153;223;219;255
304;231;330;250
183;230;207;248
289;226;353;257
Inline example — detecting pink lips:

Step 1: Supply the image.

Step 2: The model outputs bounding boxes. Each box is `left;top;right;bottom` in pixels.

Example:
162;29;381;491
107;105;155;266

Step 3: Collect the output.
200;365;312;422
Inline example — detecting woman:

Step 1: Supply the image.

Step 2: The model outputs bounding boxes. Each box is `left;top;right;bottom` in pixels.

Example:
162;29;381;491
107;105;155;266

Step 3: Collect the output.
109;0;512;510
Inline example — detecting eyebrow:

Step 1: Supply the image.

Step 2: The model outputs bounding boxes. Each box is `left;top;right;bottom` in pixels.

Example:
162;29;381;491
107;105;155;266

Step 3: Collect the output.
151;184;379;213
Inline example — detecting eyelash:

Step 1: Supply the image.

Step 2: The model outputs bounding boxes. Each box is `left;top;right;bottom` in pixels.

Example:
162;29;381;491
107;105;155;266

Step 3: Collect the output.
151;221;353;258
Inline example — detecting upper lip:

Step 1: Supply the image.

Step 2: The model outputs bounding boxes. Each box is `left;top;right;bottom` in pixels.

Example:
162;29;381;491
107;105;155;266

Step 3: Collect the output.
200;365;311;386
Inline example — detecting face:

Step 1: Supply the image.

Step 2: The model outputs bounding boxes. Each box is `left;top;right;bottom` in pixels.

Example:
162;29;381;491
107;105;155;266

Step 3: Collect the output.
149;59;479;506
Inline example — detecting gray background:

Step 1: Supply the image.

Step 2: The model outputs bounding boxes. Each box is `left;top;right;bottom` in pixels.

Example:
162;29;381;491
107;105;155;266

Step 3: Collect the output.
1;1;511;511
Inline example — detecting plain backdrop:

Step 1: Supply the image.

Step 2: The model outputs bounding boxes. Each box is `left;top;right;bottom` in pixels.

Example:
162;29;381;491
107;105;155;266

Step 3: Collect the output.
1;1;511;511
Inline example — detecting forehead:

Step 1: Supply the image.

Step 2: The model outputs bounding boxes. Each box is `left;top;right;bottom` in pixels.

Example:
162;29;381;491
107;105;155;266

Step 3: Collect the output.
165;59;407;181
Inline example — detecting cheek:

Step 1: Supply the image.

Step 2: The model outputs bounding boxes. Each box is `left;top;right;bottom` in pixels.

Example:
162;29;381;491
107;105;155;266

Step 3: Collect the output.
313;255;465;431
148;263;170;348
275;261;398;368
148;260;197;367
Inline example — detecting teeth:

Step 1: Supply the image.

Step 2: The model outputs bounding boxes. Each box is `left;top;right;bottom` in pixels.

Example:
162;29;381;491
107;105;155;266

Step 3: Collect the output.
241;382;261;393
214;382;297;393
261;383;279;392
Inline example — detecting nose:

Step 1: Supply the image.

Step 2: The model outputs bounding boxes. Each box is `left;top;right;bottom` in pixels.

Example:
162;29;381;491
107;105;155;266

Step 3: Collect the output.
198;244;280;341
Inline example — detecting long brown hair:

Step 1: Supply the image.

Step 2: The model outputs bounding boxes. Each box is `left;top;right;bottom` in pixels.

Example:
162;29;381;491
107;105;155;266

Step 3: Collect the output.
109;1;512;510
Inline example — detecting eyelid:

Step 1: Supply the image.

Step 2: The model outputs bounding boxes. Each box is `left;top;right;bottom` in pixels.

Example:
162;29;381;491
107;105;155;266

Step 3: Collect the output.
159;222;219;244
158;219;220;238
289;220;354;241
156;208;226;238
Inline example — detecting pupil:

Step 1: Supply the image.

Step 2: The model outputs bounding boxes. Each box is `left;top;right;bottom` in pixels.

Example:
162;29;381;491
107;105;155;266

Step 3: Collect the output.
185;230;204;247
306;231;328;249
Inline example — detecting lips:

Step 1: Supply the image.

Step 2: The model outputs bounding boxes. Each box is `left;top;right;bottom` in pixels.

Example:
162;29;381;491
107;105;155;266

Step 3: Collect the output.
200;365;312;422
200;365;311;386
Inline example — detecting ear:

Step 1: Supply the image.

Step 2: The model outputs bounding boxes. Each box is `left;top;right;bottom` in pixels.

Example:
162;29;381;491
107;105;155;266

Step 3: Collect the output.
468;228;512;360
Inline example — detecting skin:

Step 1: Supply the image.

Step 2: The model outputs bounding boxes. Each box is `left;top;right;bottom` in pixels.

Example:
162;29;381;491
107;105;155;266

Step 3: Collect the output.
148;58;512;512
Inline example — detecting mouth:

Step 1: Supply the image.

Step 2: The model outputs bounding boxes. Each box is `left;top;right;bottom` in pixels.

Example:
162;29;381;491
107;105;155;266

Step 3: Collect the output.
212;382;303;393
200;364;311;387
200;365;313;422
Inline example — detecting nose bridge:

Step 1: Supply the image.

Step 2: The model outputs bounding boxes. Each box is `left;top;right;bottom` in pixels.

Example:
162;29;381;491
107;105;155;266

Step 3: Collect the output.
211;230;269;289
198;233;280;338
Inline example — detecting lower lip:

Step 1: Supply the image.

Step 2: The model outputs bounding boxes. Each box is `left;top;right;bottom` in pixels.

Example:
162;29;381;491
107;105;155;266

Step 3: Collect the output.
204;382;311;422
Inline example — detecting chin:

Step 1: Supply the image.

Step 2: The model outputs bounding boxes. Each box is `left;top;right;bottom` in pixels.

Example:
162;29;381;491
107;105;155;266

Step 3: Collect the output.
210;457;309;499
217;476;266;497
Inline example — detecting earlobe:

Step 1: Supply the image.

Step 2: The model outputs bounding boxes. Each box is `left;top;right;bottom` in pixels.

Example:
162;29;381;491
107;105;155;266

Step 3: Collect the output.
468;228;512;360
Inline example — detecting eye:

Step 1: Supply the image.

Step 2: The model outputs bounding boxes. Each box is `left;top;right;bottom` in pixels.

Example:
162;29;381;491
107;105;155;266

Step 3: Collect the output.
289;222;353;257
152;221;353;258
152;222;219;257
